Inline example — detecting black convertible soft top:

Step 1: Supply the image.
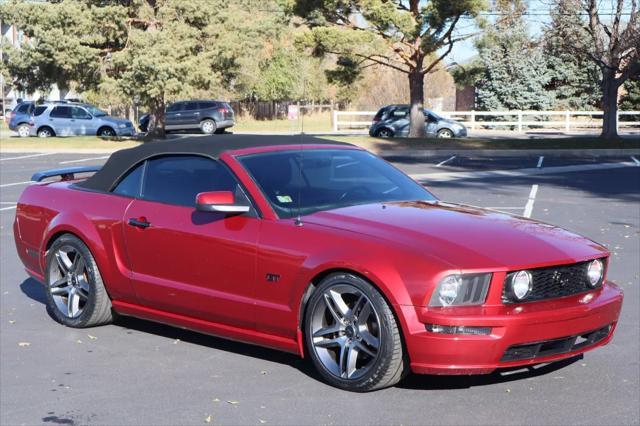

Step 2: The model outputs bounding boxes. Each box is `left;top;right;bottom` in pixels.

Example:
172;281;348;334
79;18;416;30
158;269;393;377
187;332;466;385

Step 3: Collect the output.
76;135;354;192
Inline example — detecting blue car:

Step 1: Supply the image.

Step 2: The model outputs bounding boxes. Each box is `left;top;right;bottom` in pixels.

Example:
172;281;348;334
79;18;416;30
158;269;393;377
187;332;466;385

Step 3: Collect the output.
30;103;135;138
8;101;36;137
369;104;467;138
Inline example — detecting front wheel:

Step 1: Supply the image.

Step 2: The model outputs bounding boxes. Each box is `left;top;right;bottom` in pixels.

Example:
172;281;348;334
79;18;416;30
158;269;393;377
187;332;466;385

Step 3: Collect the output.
375;128;394;138
45;234;113;328
98;127;116;138
304;273;406;392
437;128;454;138
37;127;54;138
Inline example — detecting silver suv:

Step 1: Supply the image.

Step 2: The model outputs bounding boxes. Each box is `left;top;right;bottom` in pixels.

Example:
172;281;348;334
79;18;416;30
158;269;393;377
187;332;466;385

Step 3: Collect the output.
30;103;135;137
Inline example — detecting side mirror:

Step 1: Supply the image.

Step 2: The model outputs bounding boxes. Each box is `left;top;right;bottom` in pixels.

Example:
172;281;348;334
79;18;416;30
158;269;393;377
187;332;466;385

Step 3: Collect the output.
195;191;250;214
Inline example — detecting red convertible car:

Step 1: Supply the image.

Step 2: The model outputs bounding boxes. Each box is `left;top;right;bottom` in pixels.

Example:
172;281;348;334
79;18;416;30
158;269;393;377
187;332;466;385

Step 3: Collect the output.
14;139;623;391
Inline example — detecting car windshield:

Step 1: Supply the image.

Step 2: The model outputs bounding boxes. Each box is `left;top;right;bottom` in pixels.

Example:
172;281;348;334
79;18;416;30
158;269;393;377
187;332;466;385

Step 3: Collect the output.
239;149;436;218
425;110;442;120
84;105;107;117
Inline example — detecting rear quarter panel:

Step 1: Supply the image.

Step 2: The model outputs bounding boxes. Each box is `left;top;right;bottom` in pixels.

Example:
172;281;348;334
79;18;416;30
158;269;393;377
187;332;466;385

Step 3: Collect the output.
14;182;137;302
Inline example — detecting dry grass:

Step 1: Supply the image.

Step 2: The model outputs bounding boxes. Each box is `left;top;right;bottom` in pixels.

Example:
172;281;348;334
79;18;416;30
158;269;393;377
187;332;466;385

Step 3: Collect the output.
233;112;333;133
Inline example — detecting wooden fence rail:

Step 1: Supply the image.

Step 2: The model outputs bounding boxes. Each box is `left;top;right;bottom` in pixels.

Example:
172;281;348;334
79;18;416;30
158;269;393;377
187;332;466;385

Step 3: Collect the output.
332;110;640;133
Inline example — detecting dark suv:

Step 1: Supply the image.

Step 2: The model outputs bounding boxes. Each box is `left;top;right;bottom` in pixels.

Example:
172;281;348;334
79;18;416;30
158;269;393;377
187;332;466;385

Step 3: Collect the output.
139;100;235;134
369;104;467;138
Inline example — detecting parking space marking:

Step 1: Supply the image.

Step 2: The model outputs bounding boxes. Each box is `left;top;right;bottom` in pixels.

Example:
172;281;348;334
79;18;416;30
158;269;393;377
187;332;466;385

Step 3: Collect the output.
436;155;456;167
631;156;640;166
537;156;544;168
0;205;17;211
523;184;539;218
485;206;524;210
0;153;54;162
410;160;637;182
59;156;109;164
0;181;32;188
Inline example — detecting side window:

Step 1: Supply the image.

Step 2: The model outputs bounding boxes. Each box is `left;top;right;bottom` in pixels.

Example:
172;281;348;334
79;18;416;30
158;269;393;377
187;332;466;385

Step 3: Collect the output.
199;101;216;109
112;162;145;197
34;106;48;116
166;103;183;113
141;156;240;207
391;108;408;118
50;106;72;118
17;103;31;113
71;107;91;119
184;102;200;111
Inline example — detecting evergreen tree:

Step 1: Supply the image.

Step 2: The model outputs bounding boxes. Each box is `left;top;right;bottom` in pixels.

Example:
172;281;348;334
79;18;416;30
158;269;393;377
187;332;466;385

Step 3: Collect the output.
542;0;600;110
620;76;640;112
475;0;553;111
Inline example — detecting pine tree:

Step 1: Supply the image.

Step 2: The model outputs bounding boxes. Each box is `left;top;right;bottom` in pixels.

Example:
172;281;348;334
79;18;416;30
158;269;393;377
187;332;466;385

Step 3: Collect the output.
542;0;600;110
475;0;553;111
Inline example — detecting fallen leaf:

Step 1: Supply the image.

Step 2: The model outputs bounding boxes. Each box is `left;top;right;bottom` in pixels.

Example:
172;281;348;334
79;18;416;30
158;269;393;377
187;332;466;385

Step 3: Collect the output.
260;370;267;375
76;340;83;344
212;398;221;403
204;415;212;423
9;320;15;324
18;342;30;347
173;339;180;344
88;335;97;340
259;420;267;424
580;363;587;367
505;389;511;393
227;400;239;405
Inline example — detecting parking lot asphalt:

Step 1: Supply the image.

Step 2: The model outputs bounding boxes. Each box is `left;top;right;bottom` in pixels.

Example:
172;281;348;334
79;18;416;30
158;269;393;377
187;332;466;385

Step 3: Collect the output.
1;147;639;426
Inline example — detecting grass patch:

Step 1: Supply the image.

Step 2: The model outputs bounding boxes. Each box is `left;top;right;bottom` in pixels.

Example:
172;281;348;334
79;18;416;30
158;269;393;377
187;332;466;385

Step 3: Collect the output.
234;112;332;133
0;136;141;152
321;135;640;152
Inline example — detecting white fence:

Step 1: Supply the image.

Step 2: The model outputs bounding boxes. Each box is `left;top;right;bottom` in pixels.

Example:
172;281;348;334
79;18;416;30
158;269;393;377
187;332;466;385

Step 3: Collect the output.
332;110;640;133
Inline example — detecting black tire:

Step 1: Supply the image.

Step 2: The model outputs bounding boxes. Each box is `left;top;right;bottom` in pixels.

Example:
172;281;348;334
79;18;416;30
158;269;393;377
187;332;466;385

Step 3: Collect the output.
98;126;116;137
375;128;394;138
44;234;113;328
200;119;217;134
304;272;406;392
37;127;55;138
437;128;454;138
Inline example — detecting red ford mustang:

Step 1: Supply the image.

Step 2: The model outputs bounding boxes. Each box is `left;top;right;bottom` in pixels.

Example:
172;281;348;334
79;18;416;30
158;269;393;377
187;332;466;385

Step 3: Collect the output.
13;139;623;391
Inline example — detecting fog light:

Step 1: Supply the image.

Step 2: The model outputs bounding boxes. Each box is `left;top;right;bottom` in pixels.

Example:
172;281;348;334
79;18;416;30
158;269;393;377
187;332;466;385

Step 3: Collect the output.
587;259;604;287
426;324;492;335
511;270;532;300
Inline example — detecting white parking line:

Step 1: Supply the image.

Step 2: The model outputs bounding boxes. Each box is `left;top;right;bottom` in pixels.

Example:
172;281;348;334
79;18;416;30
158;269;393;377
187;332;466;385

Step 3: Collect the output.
410;161;637;182
631;156;640;166
59;156;109;165
436;155;456;167
0;205;17;211
0;181;32;188
0;153;54;162
523;184;539;218
537;156;544;168
485;206;524;210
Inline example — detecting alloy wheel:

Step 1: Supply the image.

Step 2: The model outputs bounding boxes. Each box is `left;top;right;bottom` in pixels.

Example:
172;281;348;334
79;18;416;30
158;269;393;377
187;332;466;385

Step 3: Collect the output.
18;125;30;137
201;120;216;134
48;246;90;318
38;129;52;138
310;284;381;380
437;129;453;138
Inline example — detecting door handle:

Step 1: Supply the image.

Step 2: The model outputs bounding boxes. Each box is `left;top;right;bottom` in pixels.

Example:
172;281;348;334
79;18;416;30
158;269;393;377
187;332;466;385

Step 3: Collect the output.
128;218;151;229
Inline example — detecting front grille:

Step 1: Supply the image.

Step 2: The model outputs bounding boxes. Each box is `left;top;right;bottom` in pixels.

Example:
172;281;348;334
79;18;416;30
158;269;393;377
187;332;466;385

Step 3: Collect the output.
503;259;605;303
500;325;611;362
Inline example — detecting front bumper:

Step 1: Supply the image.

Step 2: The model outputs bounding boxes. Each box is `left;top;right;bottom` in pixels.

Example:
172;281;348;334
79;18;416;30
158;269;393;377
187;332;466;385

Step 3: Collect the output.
115;127;135;136
400;282;623;375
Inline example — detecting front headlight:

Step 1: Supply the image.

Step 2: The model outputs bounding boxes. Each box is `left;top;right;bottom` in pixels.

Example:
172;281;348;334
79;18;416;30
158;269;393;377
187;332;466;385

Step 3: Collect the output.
429;273;492;307
587;259;604;287
451;123;464;131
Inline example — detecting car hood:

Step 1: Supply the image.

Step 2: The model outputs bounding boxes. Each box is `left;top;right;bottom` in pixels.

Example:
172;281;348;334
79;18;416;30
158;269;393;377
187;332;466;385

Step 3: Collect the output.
304;201;607;271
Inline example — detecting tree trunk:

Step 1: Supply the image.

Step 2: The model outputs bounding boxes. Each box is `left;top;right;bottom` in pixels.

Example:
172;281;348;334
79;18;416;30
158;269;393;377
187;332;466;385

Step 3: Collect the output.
600;68;620;139
145;98;166;141
408;68;426;138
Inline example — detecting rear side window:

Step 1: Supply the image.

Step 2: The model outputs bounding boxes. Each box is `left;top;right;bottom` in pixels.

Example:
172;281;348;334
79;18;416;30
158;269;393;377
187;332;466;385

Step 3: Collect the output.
166;103;183;113
16;103;31;114
184;102;200;111
391;108;408;118
199;101;217;109
34;106;47;116
112;162;145;197
141;155;239;207
50;106;72;118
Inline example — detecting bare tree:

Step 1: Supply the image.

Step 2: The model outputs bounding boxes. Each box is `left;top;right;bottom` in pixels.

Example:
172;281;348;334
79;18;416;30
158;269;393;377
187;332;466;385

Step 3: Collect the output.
582;0;639;137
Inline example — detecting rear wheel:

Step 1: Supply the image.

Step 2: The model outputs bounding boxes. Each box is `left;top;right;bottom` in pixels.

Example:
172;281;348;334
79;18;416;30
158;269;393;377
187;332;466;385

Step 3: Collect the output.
45;234;113;328
304;273;406;392
37;127;54;138
17;123;30;137
200;119;217;134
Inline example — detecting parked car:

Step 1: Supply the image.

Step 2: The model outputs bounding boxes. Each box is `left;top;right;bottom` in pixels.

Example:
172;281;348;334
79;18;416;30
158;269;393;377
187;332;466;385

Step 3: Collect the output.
30;103;135;137
138;100;235;134
7;101;36;137
15;139;622;391
369;105;467;138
